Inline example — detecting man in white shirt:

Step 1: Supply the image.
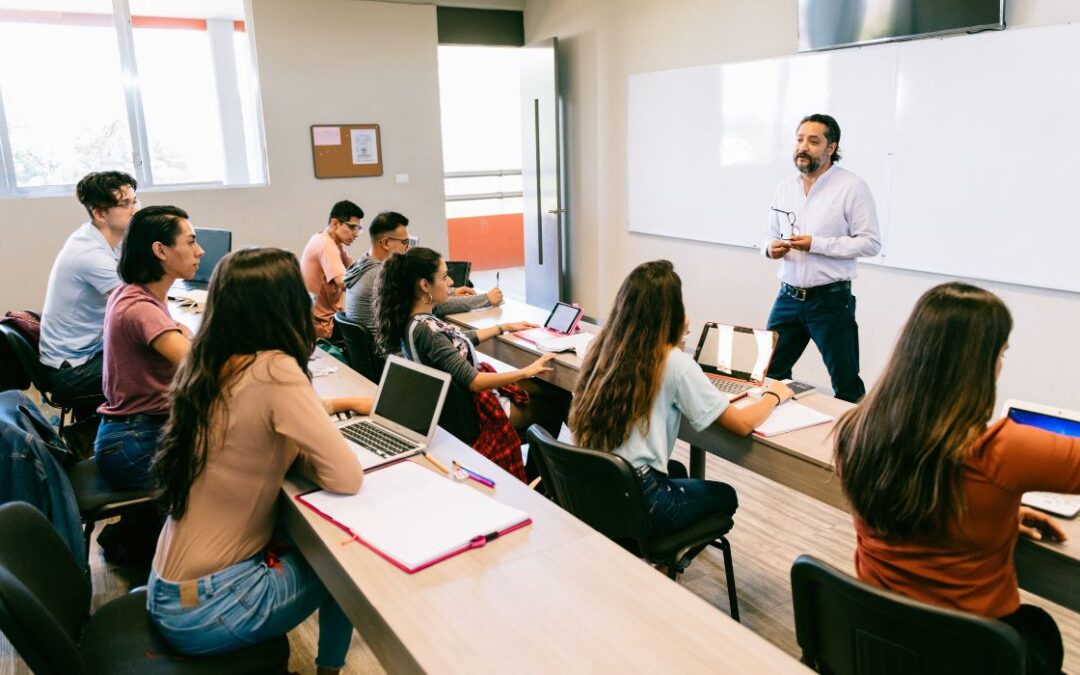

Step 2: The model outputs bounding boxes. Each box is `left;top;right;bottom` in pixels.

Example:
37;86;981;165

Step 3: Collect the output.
40;171;140;404
761;114;881;402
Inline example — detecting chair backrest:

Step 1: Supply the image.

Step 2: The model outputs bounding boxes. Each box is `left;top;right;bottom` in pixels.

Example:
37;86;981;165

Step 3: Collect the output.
334;313;385;384
0;323;48;393
0;502;90;675
526;425;652;541
438;381;481;446
790;554;1025;675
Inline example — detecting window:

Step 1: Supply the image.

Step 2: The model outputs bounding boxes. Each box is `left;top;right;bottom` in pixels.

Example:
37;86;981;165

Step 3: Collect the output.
0;0;267;197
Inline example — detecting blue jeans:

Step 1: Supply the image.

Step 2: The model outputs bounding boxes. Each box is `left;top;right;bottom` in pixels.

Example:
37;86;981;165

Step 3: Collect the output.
147;541;352;669
766;282;865;403
638;464;738;538
93;419;163;491
43;351;105;405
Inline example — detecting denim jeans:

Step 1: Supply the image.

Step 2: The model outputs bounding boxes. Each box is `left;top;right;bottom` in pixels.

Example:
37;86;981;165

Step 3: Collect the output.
999;604;1064;675
765;282;865;403
93;419;163;491
43;351;105;404
637;465;739;538
147;541;352;669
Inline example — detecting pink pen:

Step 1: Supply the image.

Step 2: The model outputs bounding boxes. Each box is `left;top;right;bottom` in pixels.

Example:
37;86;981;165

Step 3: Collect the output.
453;461;496;487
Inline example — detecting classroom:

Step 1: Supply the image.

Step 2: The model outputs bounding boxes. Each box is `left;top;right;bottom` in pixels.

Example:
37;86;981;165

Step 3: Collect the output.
2;0;1080;673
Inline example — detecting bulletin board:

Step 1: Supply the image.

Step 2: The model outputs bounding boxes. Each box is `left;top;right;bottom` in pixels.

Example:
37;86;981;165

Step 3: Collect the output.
310;124;383;178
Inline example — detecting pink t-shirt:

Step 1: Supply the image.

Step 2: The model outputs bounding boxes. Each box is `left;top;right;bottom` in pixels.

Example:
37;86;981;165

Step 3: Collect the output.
300;230;353;338
98;284;181;416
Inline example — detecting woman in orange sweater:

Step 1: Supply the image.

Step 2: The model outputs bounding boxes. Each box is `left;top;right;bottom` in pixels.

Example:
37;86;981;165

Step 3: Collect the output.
835;282;1080;675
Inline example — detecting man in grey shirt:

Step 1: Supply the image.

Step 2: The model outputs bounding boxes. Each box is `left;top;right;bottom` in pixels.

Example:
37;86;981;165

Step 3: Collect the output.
343;211;502;333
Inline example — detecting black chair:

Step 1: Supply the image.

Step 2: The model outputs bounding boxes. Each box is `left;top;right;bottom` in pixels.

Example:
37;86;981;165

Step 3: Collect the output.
438;381;482;446
0;501;290;674
790;554;1026;675
526;425;739;620
334;313;385;383
66;458;154;561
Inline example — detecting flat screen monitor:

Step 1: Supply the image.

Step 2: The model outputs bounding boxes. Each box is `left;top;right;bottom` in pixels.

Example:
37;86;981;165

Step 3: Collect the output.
799;0;1004;52
193;228;232;284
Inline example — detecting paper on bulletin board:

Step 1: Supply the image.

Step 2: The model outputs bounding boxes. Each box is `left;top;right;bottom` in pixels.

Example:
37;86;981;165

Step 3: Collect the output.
312;126;341;146
351;128;378;165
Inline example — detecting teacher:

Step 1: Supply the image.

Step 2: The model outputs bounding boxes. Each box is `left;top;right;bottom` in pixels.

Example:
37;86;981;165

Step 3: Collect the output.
761;113;881;403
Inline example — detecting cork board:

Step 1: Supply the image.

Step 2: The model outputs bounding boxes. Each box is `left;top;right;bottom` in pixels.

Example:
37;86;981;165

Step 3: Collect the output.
310;124;383;178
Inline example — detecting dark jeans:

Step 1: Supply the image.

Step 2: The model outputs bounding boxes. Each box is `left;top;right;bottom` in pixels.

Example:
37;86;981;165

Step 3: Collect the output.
43;351;105;406
999;604;1064;675
93;419;164;491
637;461;738;538
766;282;865;403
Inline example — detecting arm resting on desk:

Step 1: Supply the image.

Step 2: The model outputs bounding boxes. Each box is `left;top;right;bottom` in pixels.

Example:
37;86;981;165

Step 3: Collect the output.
715;382;794;436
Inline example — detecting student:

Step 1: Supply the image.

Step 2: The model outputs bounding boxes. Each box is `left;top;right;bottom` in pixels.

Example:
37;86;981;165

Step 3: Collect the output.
300;200;364;341
147;248;370;674
39;171;140;404
834;282;1080;675
374;247;565;481
569;260;793;544
343;210;502;333
94;206;203;490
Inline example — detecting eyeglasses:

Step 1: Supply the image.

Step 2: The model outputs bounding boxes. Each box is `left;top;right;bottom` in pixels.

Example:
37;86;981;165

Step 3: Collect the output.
384;237;412;249
770;207;800;240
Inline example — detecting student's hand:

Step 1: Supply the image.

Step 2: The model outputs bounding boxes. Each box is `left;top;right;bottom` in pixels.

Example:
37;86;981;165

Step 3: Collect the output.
486;287;505;306
765;380;794;404
522;353;557;378
334;397;373;416
1018;506;1067;542
453;287;477;296
788;234;813;252
768;240;792;259
502;321;538;333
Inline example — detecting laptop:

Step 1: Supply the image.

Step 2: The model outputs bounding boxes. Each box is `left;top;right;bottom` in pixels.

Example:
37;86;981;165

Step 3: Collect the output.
180;228;232;291
1005;400;1080;517
692;322;778;401
335;355;451;470
515;302;584;344
445;261;472;288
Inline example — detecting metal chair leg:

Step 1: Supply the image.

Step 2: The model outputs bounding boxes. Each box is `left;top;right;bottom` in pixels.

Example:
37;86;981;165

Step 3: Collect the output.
710;536;740;622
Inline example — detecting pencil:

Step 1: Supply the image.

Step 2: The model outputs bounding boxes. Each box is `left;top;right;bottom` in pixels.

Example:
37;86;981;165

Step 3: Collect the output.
421;451;450;476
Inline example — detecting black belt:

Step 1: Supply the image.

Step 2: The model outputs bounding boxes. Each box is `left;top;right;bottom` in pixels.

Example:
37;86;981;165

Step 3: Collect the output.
101;413;168;425
780;280;850;302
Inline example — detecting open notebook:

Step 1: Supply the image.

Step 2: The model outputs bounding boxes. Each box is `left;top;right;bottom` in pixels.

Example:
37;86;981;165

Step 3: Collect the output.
753;401;833;437
297;461;531;573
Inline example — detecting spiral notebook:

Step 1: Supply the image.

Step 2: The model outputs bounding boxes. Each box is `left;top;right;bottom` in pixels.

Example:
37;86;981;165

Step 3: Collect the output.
297;461;531;573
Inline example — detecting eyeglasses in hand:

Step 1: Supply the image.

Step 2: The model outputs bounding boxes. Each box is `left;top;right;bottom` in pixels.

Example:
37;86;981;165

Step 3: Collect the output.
770;207;800;240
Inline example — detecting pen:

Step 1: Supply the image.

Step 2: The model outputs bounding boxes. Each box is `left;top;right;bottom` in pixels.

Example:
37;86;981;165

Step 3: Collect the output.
496;271;500;288
422;451;450;476
452;461;496;487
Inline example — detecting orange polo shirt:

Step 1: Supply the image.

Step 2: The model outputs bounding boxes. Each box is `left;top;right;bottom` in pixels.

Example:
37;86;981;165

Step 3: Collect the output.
854;418;1080;618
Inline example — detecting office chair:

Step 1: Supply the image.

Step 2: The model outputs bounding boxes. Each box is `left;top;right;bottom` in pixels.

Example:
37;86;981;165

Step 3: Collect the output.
0;502;290;674
65;458;154;564
526;425;739;620
790;554;1026;675
333;313;385;383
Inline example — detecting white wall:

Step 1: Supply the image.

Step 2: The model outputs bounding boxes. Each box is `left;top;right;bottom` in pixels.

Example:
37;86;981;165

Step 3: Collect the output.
0;0;447;312
524;0;1080;412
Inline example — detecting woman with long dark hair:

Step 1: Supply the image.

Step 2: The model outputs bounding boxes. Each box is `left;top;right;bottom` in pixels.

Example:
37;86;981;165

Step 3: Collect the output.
835;282;1080;675
570;260;792;543
375;247;567;481
147;248;370;674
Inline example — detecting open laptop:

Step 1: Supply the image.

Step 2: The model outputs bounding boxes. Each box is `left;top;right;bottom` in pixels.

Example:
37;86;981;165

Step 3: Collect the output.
692;322;777;401
445;261;472;289
1005;400;1080;517
335;355;451;470
180;228;232;291
515;302;583;344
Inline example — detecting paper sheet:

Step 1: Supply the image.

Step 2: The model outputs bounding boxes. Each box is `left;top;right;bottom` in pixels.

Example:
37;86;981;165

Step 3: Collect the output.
312;126;342;146
350;128;378;165
754;401;833;437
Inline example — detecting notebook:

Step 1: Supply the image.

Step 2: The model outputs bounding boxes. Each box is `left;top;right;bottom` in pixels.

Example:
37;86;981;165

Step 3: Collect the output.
1005;400;1080;517
179;228;232;291
514;301;583;344
445;260;472;288
298;460;531;573
693;322;778;401
753;401;833;437
334;355;451;470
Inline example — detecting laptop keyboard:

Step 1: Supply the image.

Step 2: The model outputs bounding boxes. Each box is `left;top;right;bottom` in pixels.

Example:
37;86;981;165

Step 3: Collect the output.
708;377;754;395
339;420;419;458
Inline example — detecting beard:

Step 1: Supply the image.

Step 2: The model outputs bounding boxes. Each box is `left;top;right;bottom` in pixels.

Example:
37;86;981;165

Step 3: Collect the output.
794;153;820;175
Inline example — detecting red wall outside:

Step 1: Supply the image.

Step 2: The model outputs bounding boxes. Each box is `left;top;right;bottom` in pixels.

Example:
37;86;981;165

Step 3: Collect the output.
447;213;524;270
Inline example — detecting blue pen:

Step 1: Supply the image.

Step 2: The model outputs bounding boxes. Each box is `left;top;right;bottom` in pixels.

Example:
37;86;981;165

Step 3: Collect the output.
453;461;496;487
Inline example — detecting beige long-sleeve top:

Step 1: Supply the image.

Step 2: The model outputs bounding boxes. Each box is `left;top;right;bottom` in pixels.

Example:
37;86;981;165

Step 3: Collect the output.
153;350;363;581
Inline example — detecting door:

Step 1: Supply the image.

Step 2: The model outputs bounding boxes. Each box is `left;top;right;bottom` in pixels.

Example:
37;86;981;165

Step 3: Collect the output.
520;37;565;308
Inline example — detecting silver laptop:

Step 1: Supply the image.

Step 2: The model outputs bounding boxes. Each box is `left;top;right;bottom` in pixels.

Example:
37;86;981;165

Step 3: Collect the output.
335;355;451;470
1004;400;1080;518
692;322;778;401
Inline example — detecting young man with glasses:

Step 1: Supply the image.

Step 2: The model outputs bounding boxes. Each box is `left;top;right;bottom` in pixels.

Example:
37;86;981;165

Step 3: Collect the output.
39;171;140;405
760;114;881;403
300;200;364;341
343;211;502;334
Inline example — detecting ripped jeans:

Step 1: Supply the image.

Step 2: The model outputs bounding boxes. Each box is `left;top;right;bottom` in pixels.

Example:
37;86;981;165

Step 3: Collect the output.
636;463;739;538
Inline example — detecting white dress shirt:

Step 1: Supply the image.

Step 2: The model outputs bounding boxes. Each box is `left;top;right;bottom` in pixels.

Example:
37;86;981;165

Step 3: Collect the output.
759;164;881;289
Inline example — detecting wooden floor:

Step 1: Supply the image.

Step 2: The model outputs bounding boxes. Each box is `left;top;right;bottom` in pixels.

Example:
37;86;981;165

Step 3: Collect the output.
3;442;1079;673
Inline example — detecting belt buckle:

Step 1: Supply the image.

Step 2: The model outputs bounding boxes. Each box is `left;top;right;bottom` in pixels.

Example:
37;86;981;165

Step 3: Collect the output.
786;285;807;301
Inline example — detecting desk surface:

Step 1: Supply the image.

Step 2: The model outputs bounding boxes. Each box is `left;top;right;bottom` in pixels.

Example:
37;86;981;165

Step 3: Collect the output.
282;348;806;673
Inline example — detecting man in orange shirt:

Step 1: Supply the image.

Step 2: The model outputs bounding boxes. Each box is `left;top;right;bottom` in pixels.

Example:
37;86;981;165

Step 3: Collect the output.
300;200;364;341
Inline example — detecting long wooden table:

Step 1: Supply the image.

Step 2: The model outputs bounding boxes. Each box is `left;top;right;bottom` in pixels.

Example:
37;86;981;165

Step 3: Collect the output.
446;299;1080;614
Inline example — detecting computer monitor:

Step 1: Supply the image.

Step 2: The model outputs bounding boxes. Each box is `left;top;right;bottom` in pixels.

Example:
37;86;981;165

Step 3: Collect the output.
445;261;472;288
193;228;232;284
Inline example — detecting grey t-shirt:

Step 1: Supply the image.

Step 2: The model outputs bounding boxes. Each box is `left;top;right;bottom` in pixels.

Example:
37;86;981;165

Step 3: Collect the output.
405;315;481;389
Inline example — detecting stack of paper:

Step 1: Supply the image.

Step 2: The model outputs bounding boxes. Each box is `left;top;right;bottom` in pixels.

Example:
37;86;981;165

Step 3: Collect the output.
534;331;594;355
754;401;833;437
168;288;208;307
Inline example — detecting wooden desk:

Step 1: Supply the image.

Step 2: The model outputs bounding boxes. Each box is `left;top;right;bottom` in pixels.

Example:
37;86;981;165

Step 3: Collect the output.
283;349;806;674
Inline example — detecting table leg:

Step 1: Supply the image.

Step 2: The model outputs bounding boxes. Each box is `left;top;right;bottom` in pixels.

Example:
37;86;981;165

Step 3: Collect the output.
690;445;706;479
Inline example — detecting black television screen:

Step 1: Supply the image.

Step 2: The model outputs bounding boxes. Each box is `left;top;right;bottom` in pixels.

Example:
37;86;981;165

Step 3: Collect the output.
799;0;1004;52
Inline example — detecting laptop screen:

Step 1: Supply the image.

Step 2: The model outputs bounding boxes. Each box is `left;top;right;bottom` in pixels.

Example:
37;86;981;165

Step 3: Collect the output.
445;261;471;288
1007;406;1080;438
373;359;446;437
193;228;232;283
694;323;776;383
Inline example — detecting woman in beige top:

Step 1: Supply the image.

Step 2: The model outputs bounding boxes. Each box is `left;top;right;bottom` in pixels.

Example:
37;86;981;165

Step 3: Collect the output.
146;248;370;674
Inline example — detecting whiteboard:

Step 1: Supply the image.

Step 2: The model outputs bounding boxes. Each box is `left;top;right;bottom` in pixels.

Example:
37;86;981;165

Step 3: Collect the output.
626;21;1080;293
